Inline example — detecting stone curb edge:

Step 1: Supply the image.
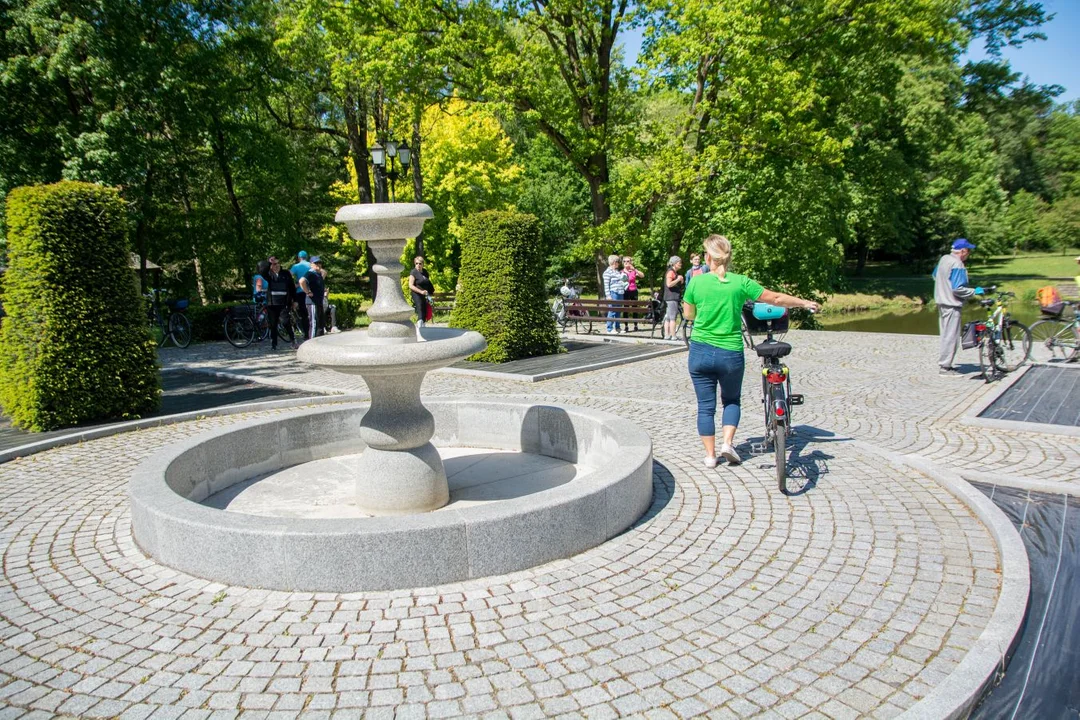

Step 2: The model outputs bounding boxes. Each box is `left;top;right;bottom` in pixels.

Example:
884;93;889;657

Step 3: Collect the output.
855;443;1030;720
0;394;369;466
436;345;685;382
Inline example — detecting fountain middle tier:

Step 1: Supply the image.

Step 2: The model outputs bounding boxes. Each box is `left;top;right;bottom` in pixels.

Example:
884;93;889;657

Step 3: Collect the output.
296;327;486;375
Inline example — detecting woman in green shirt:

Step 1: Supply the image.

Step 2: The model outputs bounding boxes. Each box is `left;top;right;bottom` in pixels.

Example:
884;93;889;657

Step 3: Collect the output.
683;235;820;468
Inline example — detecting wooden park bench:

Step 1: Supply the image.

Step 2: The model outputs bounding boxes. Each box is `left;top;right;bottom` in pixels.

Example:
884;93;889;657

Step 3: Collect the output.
429;293;456;315
556;297;663;336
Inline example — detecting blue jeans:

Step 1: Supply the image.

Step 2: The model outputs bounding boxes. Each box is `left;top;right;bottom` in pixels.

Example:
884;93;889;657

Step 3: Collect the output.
606;292;624;331
688;341;744;436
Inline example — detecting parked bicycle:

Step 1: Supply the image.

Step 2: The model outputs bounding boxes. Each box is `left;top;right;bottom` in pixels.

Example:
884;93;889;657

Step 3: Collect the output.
648;288;692;346
971;286;1031;382
552;278;592;335
1029;300;1079;364
146;289;192;349
742;302;807;495
223;293;271;349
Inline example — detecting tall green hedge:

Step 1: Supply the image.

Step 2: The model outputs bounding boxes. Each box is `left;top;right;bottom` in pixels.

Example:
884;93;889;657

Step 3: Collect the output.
0;182;160;430
451;211;560;362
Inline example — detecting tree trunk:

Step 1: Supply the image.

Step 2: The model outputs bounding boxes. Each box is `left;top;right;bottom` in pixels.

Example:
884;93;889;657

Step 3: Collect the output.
855;238;869;276
134;163;154;294
178;182;209;305
344;93;373;204
411;103;425;256
587;164;612;291
209;113;247;274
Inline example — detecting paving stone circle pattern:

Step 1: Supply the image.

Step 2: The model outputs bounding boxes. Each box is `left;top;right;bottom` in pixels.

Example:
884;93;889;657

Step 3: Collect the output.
2;330;1075;719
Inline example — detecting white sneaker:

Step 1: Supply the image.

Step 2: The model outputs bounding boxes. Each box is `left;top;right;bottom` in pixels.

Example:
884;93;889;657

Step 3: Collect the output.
606;329;616;334
720;444;741;465
704;456;718;469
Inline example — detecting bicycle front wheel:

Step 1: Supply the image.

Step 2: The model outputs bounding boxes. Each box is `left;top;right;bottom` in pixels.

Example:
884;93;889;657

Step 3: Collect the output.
256;307;271;342
680;320;691;348
999;320;1031;372
1029;319;1075;363
169;313;192;348
224;315;255;348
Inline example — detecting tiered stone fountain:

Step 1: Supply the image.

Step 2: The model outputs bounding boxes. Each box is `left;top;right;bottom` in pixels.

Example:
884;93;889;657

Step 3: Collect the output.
130;203;653;591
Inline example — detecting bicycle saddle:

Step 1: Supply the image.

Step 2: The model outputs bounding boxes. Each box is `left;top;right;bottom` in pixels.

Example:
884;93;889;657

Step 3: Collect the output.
751;303;787;321
755;340;792;359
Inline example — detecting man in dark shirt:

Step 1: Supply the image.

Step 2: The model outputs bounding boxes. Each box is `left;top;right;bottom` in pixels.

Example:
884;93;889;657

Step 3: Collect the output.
262;256;297;349
299;256;327;341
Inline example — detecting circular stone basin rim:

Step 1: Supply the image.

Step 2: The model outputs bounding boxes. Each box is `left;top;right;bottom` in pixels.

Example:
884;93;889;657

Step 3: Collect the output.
295;328;486;375
129;399;653;592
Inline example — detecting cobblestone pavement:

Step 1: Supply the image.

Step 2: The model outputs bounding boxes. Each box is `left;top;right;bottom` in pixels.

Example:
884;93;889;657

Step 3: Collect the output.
0;331;1057;718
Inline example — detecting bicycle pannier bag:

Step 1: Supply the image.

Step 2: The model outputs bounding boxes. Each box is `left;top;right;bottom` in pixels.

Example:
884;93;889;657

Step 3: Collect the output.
961;321;979;349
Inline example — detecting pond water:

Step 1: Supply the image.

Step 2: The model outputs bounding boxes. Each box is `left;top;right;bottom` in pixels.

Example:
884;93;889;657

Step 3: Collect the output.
818;304;1047;336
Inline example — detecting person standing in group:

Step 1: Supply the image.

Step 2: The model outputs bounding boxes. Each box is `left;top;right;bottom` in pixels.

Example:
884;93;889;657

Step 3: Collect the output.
933;239;978;376
253;260;269;301
663;256;684;340
408;256;436;339
290;251;312;339
299;256;326;341
685;253;708;286
683;234;819;468
603;255;629;334
262;257;296;350
622;256;645;332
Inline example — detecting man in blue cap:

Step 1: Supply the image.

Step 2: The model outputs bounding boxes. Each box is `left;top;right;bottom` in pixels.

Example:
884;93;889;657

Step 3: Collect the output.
290;251;312;338
933;238;979;376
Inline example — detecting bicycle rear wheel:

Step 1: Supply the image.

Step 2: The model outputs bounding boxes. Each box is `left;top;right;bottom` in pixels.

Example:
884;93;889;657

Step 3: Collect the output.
224;315;255;348
978;338;996;381
169;313;192;348
1029;318;1075;363
998;319;1031;372
680;320;692;348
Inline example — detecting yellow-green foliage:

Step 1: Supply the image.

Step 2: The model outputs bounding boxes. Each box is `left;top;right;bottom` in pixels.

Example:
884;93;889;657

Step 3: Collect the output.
451;211;560;363
0;181;160;430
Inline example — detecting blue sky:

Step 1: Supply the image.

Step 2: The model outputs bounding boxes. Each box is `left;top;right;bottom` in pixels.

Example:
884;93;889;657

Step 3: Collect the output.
618;0;1079;102
965;0;1080;102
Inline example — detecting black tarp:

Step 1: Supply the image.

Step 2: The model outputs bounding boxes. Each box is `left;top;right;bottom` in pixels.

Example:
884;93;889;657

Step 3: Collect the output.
971;483;1080;719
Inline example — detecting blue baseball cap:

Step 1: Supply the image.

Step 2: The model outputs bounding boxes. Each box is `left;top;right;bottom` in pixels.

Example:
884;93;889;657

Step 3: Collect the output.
310;256;322;264
952;239;976;251
298;250;309;259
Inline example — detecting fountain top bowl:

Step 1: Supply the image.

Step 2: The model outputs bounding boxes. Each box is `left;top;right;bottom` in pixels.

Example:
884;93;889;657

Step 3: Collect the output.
335;203;434;241
296;327;486;376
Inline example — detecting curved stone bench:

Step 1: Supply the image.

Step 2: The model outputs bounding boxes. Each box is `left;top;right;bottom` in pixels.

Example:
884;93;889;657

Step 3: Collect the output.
129;399;653;592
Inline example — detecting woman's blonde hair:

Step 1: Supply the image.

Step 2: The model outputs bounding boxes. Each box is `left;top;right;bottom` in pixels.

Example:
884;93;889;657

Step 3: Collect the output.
703;234;731;268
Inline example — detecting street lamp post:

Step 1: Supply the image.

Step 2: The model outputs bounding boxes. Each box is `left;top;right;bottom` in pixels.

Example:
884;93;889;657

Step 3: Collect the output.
369;139;411;203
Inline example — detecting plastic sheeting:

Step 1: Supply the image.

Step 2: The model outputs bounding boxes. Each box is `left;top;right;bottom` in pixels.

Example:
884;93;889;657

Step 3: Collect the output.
971;483;1080;719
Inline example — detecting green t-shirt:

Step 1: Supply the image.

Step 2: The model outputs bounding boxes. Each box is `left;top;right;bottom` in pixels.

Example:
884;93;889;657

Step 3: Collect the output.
683;271;764;350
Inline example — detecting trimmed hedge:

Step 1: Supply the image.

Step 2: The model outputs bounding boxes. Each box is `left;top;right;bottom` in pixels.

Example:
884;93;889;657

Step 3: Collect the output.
0;182;160;430
451;211;560;362
329;293;366;330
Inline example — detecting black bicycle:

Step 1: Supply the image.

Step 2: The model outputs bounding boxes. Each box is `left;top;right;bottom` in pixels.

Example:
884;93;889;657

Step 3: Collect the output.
742;302;806;495
147;289;192;349
223;294;271;348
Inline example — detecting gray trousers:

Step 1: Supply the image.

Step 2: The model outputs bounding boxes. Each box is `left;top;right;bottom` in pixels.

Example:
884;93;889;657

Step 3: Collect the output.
938;305;962;368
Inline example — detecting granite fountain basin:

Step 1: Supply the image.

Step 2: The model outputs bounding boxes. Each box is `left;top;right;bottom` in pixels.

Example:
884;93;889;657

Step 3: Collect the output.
129;399;653;592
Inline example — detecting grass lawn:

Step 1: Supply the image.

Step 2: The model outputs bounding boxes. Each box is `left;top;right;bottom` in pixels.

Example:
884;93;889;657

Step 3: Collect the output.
828;249;1078;314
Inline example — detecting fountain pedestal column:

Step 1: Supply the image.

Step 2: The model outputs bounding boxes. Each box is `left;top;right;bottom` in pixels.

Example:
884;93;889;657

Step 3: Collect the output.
297;203;486;516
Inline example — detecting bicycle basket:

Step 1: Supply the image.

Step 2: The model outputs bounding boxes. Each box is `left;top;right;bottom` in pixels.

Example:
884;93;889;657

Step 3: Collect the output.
166;298;189;311
742;302;789;334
